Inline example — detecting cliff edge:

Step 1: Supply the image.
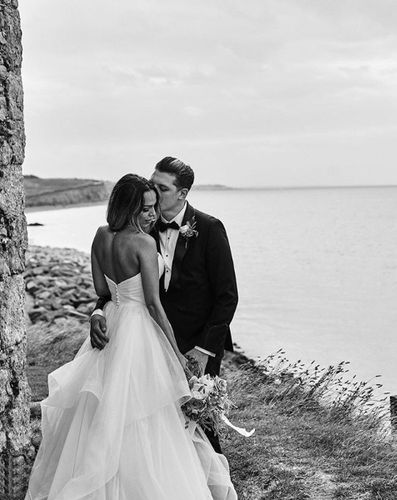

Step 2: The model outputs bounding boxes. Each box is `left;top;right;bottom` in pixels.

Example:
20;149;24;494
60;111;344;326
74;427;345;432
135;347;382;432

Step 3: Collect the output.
24;175;114;208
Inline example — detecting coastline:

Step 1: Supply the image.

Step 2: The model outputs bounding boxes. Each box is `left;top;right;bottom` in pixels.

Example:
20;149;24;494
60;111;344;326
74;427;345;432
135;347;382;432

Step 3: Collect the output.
25;183;397;215
25;200;107;214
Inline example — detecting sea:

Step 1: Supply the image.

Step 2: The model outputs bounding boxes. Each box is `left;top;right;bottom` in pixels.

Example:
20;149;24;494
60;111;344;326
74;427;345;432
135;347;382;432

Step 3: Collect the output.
26;187;397;397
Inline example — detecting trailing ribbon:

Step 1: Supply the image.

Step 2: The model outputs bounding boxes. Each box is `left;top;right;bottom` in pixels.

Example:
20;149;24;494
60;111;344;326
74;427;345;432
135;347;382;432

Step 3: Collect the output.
221;415;255;437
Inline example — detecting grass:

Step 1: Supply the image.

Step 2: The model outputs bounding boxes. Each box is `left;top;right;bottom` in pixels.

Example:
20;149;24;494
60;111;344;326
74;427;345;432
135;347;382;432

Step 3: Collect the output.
24;176;100;196
221;350;397;499
27;324;397;499
27;318;87;401
23;175;114;208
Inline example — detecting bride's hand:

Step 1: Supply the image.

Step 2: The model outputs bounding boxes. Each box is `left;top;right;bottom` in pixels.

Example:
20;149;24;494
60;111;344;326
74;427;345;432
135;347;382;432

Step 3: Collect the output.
184;348;208;376
177;353;188;370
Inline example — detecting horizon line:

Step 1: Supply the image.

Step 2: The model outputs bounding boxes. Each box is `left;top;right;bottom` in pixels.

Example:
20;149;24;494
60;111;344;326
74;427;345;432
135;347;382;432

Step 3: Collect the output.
193;183;397;190
23;175;397;191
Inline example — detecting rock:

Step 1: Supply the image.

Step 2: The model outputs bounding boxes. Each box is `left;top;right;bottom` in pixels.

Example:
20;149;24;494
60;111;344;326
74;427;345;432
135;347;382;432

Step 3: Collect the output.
62;270;76;277
49;266;62;276
25;292;34;317
26;280;39;293
53;279;69;288
62;304;76;312
29;402;41;419
76;303;95;315
49;299;63;311
67;309;88;319
32;266;46;276
24;246;94;326
62;289;78;300
53;317;65;325
28;307;47;322
31;432;42;449
71;295;92;307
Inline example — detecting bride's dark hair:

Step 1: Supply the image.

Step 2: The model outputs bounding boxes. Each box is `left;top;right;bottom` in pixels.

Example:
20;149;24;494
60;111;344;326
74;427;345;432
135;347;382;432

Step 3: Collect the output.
107;174;159;232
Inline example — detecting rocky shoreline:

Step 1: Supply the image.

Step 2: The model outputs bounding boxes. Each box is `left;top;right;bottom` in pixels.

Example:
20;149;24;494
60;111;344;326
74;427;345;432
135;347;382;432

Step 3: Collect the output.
25;246;96;325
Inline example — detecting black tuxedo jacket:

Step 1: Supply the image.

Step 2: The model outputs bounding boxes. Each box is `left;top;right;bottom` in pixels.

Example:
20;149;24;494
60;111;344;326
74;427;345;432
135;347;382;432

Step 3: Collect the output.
152;203;238;355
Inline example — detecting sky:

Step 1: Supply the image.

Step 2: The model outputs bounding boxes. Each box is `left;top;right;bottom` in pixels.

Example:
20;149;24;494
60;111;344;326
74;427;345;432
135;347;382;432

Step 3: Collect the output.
19;0;397;187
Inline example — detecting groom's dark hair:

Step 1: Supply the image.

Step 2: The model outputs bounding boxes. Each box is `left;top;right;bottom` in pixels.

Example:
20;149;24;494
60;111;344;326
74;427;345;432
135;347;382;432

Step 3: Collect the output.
155;157;194;191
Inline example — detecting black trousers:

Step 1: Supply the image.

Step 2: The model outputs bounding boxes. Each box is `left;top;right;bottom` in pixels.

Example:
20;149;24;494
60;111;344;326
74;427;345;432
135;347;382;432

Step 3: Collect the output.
203;352;223;454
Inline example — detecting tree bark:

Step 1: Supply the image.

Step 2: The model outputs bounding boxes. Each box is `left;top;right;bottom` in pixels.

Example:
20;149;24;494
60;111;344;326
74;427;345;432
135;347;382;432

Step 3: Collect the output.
0;1;30;498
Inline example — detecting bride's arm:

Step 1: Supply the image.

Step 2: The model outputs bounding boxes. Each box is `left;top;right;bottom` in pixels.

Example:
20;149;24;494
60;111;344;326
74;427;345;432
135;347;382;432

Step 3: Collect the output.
138;235;186;367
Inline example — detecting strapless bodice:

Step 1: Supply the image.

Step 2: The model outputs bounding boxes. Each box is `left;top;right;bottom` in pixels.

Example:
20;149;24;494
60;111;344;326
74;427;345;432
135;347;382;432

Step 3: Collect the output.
104;254;165;306
105;274;145;306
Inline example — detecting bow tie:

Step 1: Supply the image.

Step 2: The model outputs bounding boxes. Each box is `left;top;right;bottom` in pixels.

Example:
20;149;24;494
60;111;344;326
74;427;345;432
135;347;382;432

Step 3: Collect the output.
158;220;180;232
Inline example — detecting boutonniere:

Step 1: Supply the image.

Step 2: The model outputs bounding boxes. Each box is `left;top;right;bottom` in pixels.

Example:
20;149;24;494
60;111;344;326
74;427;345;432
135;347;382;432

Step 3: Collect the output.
179;217;199;247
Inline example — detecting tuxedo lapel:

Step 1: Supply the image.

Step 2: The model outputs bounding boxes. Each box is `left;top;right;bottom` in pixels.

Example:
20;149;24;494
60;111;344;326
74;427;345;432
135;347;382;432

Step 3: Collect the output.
169;203;195;290
150;224;166;292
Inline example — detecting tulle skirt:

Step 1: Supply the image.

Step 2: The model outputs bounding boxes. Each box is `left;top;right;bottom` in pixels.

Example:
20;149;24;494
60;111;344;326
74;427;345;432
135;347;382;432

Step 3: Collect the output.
26;300;237;499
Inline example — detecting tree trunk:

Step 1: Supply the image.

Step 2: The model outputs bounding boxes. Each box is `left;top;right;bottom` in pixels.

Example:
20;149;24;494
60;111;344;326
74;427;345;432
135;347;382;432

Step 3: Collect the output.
0;1;30;498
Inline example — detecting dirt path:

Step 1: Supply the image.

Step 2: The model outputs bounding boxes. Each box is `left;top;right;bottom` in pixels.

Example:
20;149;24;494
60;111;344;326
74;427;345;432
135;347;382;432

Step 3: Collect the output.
305;470;337;500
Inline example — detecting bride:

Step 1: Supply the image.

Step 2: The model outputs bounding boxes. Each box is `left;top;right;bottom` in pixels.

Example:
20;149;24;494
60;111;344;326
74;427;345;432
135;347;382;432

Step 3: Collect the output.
25;174;237;500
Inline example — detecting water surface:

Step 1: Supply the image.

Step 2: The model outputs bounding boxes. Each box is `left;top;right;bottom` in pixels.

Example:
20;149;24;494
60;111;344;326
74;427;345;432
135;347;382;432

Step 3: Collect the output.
27;187;397;395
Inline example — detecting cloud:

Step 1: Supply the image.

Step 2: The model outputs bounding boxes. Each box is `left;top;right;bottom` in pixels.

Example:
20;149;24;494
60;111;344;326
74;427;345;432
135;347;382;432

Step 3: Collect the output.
19;0;397;186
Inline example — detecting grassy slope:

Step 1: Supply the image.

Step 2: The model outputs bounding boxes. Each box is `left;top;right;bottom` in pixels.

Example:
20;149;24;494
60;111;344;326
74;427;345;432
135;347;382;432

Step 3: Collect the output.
23;175;236;208
24;176;99;195
27;322;397;500
24;175;114;207
222;357;397;500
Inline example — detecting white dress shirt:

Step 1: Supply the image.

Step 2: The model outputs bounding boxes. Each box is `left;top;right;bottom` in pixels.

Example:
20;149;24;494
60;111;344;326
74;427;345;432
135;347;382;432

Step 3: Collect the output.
158;203;187;292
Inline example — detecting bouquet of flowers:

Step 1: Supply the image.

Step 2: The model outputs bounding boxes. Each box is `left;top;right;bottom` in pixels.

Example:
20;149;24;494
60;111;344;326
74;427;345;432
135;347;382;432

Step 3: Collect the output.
181;357;255;437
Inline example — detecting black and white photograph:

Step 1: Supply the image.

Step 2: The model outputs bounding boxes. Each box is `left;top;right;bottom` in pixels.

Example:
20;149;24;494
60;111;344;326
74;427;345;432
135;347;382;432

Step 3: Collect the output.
1;0;397;498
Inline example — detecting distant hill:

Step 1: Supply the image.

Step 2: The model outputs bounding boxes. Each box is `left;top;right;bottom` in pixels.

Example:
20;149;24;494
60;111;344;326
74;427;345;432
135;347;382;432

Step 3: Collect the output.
23;175;236;208
24;175;114;208
24;177;395;208
192;184;233;191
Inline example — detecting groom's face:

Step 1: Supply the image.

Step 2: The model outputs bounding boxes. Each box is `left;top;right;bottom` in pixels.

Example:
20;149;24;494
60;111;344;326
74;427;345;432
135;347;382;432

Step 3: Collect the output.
151;170;185;213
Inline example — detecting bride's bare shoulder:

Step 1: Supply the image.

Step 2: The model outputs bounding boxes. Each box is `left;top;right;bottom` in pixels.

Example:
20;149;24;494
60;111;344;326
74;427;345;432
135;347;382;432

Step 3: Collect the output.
134;232;156;252
96;225;112;235
92;225;112;246
135;231;156;244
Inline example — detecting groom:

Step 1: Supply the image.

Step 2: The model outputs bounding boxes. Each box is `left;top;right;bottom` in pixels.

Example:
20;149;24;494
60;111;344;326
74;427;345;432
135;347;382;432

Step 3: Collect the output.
90;156;238;452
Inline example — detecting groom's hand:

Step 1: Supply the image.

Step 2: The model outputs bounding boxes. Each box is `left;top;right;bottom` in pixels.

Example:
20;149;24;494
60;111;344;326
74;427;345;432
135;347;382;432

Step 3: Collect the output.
90;315;109;349
185;348;209;375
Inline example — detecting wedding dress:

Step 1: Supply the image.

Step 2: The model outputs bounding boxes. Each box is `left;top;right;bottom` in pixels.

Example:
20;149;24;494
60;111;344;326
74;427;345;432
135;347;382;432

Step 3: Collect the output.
26;257;238;500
